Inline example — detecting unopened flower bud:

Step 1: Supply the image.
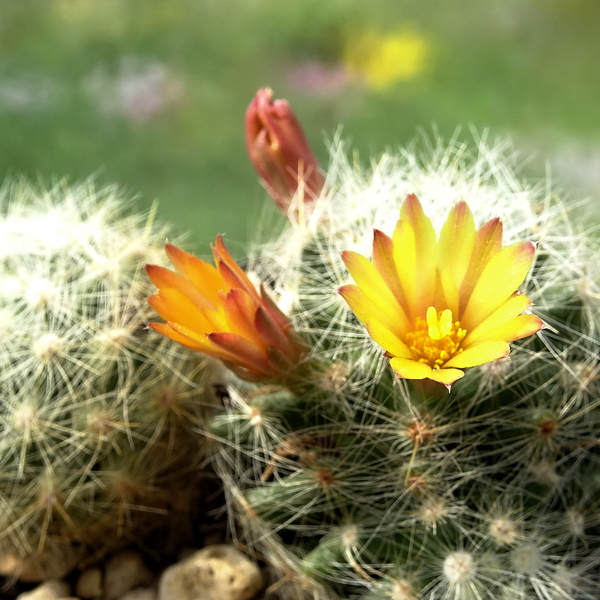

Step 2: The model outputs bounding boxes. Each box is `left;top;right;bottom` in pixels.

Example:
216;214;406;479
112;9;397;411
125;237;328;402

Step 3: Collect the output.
245;88;324;213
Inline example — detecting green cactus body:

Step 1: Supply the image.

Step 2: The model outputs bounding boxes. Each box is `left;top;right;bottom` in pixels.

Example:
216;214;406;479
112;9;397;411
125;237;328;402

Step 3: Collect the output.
0;180;217;581
209;138;600;599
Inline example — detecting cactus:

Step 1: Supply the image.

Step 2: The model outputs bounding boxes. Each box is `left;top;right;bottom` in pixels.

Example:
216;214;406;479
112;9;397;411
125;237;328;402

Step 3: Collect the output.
202;136;600;600
0;180;218;581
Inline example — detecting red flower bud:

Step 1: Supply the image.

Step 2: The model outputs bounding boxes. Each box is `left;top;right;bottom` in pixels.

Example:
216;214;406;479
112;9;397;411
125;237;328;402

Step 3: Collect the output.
245;88;324;213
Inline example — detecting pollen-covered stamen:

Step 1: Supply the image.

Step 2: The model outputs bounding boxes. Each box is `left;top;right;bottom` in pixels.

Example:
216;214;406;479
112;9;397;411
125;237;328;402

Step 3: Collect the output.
405;307;466;369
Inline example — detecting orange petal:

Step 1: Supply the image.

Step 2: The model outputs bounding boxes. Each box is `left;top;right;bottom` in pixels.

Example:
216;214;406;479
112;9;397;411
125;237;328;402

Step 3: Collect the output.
147;321;206;352
459;217;503;312
207;332;272;375
222;288;264;348
444;341;510;369
146;264;215;310
150;288;227;333
365;320;413;359
463;294;532;346
212;235;260;301
254;305;297;357
341;250;410;334
462;241;536;330
164;244;224;308
439;201;476;310
260;284;292;331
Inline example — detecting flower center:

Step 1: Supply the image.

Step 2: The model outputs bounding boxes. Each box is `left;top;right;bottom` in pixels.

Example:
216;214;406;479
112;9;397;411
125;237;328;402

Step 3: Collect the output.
405;307;466;369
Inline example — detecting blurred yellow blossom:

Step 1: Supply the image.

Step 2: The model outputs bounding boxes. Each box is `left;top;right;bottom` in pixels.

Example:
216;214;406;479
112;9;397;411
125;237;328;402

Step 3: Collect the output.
344;29;430;90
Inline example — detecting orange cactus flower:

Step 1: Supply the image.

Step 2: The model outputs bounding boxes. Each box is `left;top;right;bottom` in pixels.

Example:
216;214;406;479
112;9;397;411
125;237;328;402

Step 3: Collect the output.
146;237;307;382
339;194;543;389
245;88;324;213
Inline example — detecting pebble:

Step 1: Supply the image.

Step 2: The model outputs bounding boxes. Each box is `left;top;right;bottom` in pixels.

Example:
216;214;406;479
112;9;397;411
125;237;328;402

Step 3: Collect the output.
157;544;263;600
104;551;153;600
16;579;71;600
76;567;104;599
120;588;157;600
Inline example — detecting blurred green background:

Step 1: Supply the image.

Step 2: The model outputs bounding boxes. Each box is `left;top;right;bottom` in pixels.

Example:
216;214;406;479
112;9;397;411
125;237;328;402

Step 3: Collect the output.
1;0;599;255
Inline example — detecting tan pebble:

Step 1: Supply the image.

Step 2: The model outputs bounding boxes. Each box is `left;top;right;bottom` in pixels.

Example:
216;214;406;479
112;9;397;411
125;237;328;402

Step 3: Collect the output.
76;567;104;599
104;551;153;600
158;544;263;600
120;588;157;600
16;579;71;600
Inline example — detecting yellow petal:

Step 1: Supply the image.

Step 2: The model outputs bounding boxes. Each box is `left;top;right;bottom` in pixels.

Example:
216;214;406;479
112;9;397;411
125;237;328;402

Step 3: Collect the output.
389;357;433;380
341;251;410;333
427;368;464;387
468;313;543;345
439;201;476;294
372;229;408;314
459;217;503;312
444;341;509;369
365;320;413;359
394;194;437;318
439;267;459;316
461;241;536;330
463;294;532;346
392;219;418;318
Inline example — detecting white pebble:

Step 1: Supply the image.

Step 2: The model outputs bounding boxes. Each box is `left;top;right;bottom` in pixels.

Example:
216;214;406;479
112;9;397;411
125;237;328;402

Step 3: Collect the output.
76;566;104;599
16;579;71;600
104;551;153;600
158;544;263;600
120;588;157;600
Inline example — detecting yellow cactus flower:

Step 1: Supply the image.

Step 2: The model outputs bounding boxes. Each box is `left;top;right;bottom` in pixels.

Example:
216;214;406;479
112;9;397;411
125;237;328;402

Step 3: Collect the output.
339;194;543;389
344;29;429;90
146;237;307;383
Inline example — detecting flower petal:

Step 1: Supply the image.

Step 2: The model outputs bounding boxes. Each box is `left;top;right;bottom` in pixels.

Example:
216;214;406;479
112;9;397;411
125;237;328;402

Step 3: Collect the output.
207;332;271;375
339;284;407;339
438;201;475;312
463;293;532;346
212;235;261;301
145;264;215;310
393;194;437;319
164;244;224;307
459;217;503;312
149;288;227;333
372;229;409;315
365;320;413;359
469;313;543;345
462;241;536;330
389;357;433;380
341;251;410;334
444;340;510;369
427;368;465;387
221;289;264;349
147;321;207;352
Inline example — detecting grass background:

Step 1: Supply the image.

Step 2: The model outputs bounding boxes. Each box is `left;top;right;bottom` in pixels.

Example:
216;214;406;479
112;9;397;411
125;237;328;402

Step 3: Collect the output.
1;0;599;255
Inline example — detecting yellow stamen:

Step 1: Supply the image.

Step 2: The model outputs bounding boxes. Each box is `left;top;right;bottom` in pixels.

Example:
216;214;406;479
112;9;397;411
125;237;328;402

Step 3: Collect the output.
406;307;466;369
